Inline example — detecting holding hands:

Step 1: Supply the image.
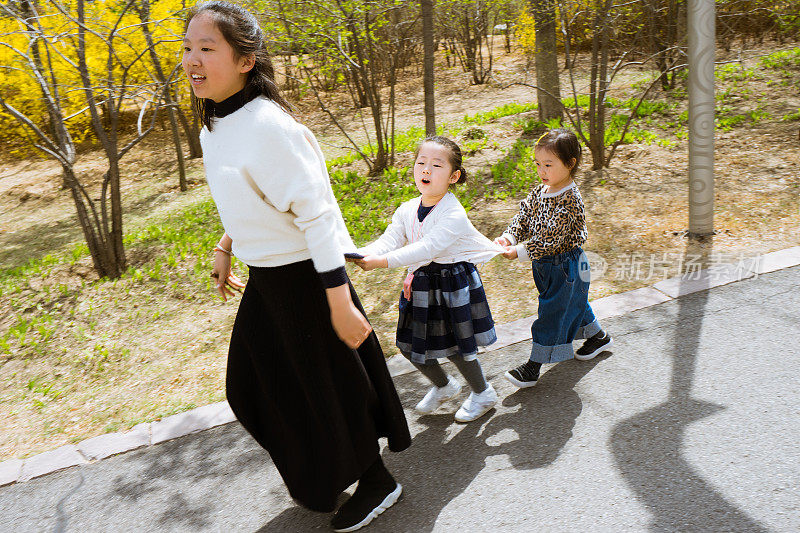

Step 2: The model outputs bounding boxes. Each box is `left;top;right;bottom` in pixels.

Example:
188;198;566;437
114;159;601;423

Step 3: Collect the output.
493;236;518;260
348;254;389;271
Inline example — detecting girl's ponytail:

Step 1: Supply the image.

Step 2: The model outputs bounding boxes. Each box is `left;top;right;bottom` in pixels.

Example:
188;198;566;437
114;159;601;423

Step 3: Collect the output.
455;165;468;184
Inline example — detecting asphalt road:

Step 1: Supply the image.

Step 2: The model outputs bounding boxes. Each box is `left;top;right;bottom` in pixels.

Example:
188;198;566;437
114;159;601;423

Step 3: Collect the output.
2;266;798;532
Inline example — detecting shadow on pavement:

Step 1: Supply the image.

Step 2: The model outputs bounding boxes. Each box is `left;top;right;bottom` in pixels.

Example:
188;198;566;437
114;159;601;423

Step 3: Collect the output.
110;424;269;530
258;356;605;532
609;243;770;532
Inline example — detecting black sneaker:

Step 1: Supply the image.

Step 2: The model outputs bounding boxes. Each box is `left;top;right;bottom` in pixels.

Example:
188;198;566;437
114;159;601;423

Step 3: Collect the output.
575;331;613;361
504;360;541;388
331;481;402;532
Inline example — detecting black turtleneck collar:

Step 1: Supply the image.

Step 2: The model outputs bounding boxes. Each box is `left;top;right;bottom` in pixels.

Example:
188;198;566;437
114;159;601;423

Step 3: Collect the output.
213;87;256;118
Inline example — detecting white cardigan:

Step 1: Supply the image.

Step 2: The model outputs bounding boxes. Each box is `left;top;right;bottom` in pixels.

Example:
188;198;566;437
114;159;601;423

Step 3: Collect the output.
358;192;503;273
200;97;355;272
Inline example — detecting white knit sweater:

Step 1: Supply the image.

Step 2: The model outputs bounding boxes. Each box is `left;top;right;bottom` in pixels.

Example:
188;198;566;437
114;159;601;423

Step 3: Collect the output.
200;97;355;272
358;192;503;273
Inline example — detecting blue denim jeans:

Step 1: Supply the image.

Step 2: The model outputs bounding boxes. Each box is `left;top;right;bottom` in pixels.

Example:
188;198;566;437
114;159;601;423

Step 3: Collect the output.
529;247;601;363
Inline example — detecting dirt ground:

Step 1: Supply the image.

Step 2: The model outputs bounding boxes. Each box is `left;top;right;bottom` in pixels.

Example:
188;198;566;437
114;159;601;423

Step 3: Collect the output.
1;40;799;460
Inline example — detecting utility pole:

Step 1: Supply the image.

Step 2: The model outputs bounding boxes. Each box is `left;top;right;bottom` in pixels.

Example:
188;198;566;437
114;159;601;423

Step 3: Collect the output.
421;0;436;136
687;0;715;237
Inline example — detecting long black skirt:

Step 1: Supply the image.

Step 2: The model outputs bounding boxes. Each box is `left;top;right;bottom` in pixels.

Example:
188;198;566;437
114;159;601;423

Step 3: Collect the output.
225;260;411;513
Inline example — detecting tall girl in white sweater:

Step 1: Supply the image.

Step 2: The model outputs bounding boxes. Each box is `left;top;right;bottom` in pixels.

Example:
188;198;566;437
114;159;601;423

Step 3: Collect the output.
354;136;504;423
182;3;409;531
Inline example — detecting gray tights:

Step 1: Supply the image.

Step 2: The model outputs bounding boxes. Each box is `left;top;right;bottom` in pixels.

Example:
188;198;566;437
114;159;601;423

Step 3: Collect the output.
409;354;488;393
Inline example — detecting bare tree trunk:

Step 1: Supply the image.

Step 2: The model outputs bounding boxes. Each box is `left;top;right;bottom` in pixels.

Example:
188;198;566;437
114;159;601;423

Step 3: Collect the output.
275;0;301;99
136;0;186;191
345;13;387;174
75;0;124;277
167;107;187;189
561;8;572;70
587;0;611;169
462;14;477;78
20;0;69;188
62;167;114;276
177;106;202;158
458;6;491;85
531;0;562;121
3;0;161;278
6;1;119;277
421;0;436;136
597;14;610;166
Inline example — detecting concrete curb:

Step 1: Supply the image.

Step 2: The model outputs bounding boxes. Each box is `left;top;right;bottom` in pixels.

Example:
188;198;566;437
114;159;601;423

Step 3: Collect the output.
2;246;798;487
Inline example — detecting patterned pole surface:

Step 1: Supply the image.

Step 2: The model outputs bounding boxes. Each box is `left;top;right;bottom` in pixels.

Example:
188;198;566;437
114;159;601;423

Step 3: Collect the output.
687;0;715;236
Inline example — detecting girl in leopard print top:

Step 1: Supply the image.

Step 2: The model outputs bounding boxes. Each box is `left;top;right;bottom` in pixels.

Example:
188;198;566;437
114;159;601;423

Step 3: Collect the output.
503;181;587;260
494;128;613;387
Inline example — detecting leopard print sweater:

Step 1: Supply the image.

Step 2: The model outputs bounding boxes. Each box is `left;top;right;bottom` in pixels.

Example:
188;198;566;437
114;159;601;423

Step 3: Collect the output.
504;183;587;260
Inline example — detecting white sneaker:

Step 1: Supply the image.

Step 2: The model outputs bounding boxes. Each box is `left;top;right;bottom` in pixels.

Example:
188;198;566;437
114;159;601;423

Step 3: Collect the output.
415;376;462;414
454;384;497;423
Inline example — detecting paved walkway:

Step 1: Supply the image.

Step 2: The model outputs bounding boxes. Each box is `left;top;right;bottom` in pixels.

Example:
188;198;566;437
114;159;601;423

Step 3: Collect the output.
1;264;798;532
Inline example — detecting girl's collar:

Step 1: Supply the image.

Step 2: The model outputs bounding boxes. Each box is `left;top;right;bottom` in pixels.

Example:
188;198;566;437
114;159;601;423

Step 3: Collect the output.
418;191;454;209
212;87;256;118
540;181;576;198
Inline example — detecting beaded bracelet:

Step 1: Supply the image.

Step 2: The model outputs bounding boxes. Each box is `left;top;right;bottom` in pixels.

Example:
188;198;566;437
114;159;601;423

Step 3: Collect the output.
213;245;232;256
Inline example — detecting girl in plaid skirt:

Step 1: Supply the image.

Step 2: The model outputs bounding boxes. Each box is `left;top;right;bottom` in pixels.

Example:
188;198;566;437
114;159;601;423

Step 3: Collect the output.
352;136;504;423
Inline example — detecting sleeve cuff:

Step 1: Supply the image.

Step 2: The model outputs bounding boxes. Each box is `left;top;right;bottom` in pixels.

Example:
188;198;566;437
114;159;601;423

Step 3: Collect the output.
319;266;349;289
502;232;518;246
515;244;530;262
385;253;401;270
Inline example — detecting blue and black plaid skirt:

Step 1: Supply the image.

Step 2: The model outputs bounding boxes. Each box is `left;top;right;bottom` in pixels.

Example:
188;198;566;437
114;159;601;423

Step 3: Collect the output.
396;261;497;364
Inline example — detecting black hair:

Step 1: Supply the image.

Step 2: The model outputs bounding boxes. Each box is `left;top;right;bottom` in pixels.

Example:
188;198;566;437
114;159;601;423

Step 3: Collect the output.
414;135;468;185
534;128;582;177
186;1;292;130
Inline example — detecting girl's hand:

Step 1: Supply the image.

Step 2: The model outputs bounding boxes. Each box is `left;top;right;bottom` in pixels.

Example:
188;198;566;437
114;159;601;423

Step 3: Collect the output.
494;236;510;247
402;272;414;300
501;245;518;260
212;251;244;301
354;255;388;271
326;284;373;349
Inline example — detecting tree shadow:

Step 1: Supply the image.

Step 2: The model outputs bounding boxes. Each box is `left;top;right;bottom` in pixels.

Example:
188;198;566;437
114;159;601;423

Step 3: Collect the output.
0;216;81;270
258;356;606;532
109;423;271;529
0;181;198;271
609;240;770;532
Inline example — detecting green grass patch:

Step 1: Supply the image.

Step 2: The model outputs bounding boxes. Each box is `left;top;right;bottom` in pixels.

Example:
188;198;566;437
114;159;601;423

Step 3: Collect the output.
605;114;673;147
760;47;800;70
605;97;672;118
716;112;747;131
715;104;772;131
332;166;419;244
463;102;538;125
716;63;763;82
328;102;541;170
514;117;548;135
561;94;591;109
782;109;800;121
326;152;360;169
489;140;540;200
561;95;672;124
